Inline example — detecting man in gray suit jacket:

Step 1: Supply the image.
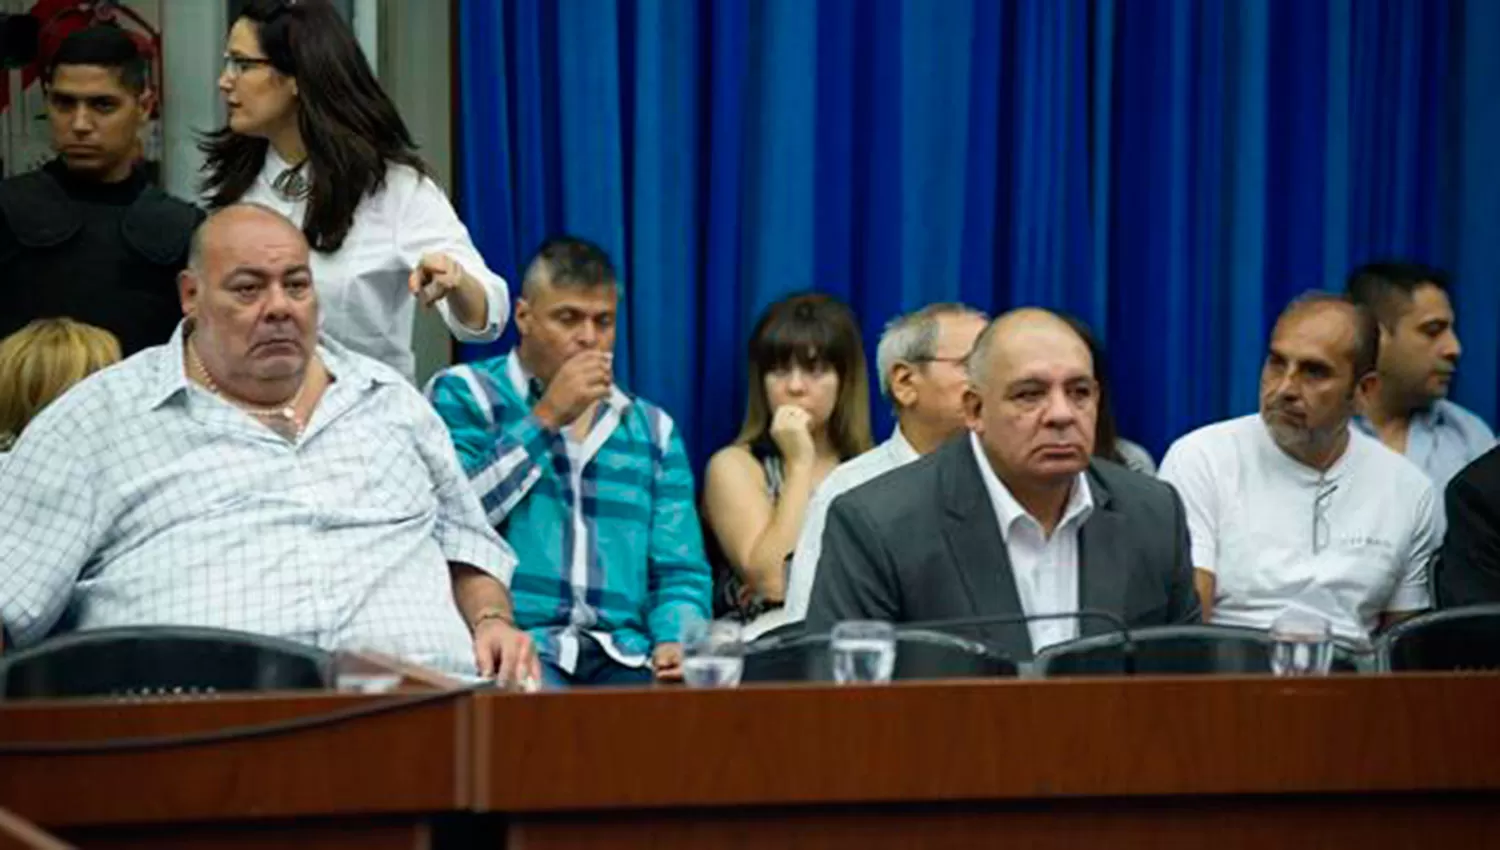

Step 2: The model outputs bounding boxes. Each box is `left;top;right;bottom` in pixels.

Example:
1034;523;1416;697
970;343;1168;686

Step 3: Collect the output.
807;309;1200;661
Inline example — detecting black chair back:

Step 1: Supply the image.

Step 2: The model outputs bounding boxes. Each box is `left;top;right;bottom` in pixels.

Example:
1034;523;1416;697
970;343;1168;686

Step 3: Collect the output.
1035;625;1275;677
0;626;334;701
1378;604;1500;672
741;628;1017;683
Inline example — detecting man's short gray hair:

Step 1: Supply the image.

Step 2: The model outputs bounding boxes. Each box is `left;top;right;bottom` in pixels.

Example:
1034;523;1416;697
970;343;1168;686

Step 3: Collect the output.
875;302;988;399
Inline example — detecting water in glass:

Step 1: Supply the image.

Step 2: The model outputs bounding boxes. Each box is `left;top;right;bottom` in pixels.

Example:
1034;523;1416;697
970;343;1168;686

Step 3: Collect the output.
682;654;744;688
1270;638;1335;676
832;637;896;684
1269;608;1335;677
681;619;744;688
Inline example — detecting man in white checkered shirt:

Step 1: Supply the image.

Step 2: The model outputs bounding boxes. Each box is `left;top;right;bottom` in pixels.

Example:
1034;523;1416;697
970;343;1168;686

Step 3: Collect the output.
0;204;540;684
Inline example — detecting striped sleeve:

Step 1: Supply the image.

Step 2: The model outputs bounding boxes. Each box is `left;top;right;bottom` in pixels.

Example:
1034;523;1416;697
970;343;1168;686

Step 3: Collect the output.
643;407;712;643
426;365;554;528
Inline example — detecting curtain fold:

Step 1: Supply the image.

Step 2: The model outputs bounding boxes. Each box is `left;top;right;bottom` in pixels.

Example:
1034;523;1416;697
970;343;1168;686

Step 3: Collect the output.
456;0;1498;470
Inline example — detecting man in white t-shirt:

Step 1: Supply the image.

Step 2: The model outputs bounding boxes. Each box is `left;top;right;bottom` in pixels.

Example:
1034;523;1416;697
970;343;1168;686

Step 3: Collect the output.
753;302;986;635
1159;293;1438;644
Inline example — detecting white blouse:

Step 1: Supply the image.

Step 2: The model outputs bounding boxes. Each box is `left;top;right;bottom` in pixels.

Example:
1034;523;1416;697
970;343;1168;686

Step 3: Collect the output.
238;147;509;381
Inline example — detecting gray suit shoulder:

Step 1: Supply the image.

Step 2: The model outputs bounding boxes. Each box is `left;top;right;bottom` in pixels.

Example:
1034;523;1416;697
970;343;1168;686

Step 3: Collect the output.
828;445;948;526
1088;457;1184;519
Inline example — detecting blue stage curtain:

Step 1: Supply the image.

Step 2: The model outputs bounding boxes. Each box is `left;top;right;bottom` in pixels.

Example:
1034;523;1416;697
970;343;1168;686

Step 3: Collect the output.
455;0;1499;469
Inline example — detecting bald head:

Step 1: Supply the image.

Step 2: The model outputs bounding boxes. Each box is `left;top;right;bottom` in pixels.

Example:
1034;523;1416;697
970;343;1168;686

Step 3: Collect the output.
1259;293;1379;467
966;308;1093;389
1272;293;1379;381
962;307;1099;490
189;203;307;277
178;202;318;396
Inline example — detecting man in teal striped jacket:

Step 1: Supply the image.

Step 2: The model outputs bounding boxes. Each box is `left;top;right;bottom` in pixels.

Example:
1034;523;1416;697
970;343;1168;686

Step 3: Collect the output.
426;237;711;687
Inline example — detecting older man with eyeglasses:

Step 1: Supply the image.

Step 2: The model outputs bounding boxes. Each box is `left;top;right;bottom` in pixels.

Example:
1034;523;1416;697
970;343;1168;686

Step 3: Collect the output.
1159;293;1438;646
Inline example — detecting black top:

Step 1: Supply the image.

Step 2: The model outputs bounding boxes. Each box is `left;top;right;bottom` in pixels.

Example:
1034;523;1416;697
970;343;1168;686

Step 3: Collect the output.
1438;445;1500;607
0;160;202;356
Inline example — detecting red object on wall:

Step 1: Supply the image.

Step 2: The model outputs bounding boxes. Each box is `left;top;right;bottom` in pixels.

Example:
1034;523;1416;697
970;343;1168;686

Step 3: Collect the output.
9;0;163;117
18;0;79;90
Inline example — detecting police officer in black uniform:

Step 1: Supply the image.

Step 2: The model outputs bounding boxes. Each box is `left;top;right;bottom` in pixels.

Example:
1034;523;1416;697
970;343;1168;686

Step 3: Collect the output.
0;26;201;356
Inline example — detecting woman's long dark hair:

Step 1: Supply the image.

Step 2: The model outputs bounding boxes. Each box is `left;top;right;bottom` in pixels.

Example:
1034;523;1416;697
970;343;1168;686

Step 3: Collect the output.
1062;315;1126;465
734;292;875;462
199;0;426;252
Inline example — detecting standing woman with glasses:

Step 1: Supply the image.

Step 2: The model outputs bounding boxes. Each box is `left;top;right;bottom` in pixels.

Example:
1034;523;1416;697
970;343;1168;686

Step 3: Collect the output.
201;0;506;380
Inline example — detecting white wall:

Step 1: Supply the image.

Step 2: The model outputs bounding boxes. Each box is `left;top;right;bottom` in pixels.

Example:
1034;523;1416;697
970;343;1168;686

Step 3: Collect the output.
159;0;226;201
378;0;457;383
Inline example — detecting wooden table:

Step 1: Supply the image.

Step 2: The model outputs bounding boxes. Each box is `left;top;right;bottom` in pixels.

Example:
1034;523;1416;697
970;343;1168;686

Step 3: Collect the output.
0;655;469;850
0;808;73;850
472;674;1500;849
5;672;1499;849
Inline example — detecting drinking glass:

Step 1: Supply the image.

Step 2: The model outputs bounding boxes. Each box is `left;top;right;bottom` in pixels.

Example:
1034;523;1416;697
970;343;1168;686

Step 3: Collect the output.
680;620;745;688
830;620;897;684
332;651;404;694
1269;608;1335;677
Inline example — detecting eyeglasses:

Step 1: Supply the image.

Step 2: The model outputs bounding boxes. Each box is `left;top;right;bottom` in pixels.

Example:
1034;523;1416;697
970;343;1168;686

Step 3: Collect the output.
223;55;275;78
1312;481;1338;554
905;356;968;366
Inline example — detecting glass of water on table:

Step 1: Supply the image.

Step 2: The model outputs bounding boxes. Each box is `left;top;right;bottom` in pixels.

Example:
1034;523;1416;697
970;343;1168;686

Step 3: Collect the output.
681;620;745;687
1269;608;1335;677
831;620;897;684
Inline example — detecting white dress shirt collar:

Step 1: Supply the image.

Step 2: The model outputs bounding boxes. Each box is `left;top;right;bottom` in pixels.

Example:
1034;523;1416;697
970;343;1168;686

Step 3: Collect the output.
968;432;1094;541
885;424;920;466
259;145;308;193
967;432;1093;651
144;321;399;413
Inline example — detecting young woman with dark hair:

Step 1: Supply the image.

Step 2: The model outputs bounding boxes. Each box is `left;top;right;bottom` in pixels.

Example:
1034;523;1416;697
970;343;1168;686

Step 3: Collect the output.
702;293;875;619
201;0;507;380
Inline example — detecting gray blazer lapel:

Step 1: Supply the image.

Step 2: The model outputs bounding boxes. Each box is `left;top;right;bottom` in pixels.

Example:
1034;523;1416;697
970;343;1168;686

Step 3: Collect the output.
1077;468;1129;637
939;438;1034;659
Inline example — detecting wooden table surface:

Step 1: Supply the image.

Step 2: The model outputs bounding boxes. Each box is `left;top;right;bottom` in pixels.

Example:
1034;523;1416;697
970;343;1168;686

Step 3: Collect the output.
0;655;469;850
4;672;1499;849
474;673;1500;849
474;673;1500;809
0;807;73;850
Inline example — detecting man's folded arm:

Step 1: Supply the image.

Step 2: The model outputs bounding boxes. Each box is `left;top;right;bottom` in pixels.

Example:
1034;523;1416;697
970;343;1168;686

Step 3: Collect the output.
427;370;553;526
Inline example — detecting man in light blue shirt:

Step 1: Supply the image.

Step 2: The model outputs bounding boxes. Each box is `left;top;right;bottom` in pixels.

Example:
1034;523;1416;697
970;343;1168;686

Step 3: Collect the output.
1347;262;1495;500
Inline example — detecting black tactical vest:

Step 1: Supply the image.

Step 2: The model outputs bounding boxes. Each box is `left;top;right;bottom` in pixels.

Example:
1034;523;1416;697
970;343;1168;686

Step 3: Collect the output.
0;165;202;355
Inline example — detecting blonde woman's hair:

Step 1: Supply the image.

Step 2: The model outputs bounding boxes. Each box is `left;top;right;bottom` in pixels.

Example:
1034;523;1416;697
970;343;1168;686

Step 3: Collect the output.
735;292;874;461
0;318;122;443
